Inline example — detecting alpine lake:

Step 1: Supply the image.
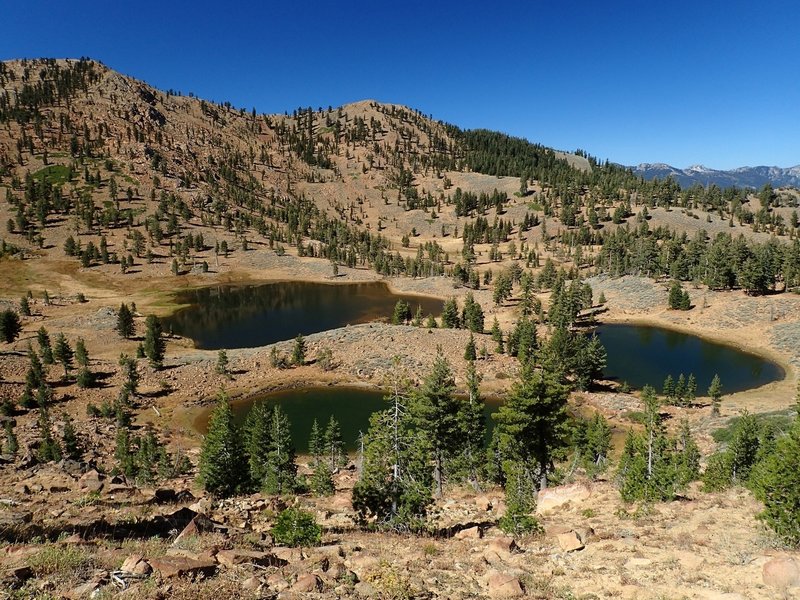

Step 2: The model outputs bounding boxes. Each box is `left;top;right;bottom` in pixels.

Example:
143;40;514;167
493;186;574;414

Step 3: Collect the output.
176;281;784;448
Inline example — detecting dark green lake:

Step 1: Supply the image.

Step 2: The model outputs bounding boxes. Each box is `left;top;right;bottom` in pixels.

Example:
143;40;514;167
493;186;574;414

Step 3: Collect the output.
194;386;501;452
163;280;443;350
596;323;783;394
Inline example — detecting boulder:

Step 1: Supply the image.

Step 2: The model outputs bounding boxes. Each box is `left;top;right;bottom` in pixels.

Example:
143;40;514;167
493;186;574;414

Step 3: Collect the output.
64;581;100;599
291;573;322;593
173;514;217;544
149;556;216;579
216;549;287;568
455;525;482;540
120;554;151;575
762;556;800;589
78;470;104;493
536;483;590;514
556;531;584;552
484;570;524;598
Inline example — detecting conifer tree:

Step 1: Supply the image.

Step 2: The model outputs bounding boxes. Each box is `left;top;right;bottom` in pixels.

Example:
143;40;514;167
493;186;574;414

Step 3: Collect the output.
116;303;134;339
464;333;477;361
708;374;722;415
143;315;166;369
391;299;411;325
53;333;73;380
352;399;432;528
4;421;18;455
75;338;89;367
27;347;45;390
490;317;504;353
458;360;485;486
244;402;273;486
411;350;459;497
37;327;54;364
491;360;569;490
752;415;800;544
440;297;460;328
498;459;540;536
0;309;21;343
62;414;81;460
308;419;334;496
37;410;62;463
118;354;138;395
291;334;306;366
198;391;247;497
461;292;484;332
216;349;229;376
262;405;297;495
323;416;346;469
674;418;700;487
686;373;697;404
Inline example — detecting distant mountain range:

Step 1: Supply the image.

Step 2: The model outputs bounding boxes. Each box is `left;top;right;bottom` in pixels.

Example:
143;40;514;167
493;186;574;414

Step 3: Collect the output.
631;163;800;189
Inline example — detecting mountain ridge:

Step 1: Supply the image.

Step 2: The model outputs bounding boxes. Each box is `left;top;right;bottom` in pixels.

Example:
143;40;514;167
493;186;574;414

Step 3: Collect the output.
632;162;800;189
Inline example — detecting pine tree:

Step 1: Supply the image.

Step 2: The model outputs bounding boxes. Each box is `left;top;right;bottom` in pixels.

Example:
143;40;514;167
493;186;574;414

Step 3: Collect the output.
425;314;438;329
116;303;134;339
352;405;432;528
411;350;459;497
0;309;21;343
491;360;569;490
498;459;540;536
216;349;229;376
675;419;700;487
143;315;166;369
686;373;697;404
584;412;612;474
263;405;297;494
323;416;347;469
291;334;306;366
62;414;81;460
440;297;460;328
490;317;504;353
244;402;273;487
37;327;54;364
675;374;687;405
19;296;31;317
662;374;675;400
708;374;722;416
198;391;248;497
464;333;477;361
53;333;73;380
75;338;89;367
752;417;800;544
461;293;484;332
4;421;18;455
118;354;138;395
37;410;62;463
457;360;485;486
391;299;411;325
309;419;334;496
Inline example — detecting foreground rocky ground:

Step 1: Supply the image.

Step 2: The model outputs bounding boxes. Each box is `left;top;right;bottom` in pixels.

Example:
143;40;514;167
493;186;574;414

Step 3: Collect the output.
2;457;799;599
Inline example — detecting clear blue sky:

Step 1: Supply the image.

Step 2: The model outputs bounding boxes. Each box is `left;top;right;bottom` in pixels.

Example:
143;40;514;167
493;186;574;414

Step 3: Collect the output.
2;0;798;169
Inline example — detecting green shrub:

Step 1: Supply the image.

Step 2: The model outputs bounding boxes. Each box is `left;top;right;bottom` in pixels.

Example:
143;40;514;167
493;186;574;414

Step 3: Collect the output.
271;508;321;547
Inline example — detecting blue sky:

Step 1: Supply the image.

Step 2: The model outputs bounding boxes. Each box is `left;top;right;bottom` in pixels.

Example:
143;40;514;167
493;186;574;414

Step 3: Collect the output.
2;0;798;169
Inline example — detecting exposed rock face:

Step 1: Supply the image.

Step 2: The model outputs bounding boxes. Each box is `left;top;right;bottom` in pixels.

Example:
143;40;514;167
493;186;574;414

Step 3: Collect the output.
291;573;323;592
484;570;524;598
536;483;591;514
215;549;287;568
762;556;800;589
556;531;585;552
149;556;217;579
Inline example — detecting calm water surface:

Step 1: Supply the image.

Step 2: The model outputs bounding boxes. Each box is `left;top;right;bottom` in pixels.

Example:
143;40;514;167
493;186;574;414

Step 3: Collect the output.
194;386;501;451
596;323;783;393
164;280;443;349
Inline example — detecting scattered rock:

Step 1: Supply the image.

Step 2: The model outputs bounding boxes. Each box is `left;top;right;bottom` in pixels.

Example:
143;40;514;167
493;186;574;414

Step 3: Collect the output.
536;483;591;514
556;531;584;552
455;525;482;540
216;549;287;568
149;556;217;579
291;573;323;593
120;554;151;576
484;570;524;598
242;575;261;592
762;556;800;589
78;470;104;493
64;581;100;599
